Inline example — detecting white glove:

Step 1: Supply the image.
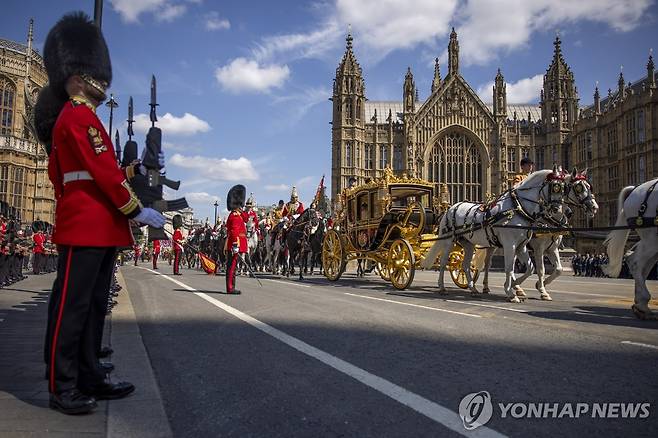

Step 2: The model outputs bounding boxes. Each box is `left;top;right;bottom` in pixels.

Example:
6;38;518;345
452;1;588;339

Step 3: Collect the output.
134;208;166;228
231;243;239;254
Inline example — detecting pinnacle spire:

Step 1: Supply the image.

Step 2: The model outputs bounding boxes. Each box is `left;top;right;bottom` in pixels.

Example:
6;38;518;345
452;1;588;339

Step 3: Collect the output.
431;58;441;93
346;25;353;52
27;18;34;49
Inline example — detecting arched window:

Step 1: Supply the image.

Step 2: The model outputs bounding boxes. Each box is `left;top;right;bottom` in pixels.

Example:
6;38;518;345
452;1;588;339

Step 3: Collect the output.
561;102;569;123
427;131;482;202
356;100;361;120
0;77;16;135
345;97;353;121
379;144;388;169
345;142;352;167
393;145;403;171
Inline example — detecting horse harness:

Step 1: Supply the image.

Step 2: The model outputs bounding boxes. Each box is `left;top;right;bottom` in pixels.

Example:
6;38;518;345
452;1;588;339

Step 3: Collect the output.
628;179;658;228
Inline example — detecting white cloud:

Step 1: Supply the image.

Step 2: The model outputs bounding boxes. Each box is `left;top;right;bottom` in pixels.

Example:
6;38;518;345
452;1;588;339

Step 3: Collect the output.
232;0;651;73
476;74;544;104
336;0;457;58
109;0;201;23
133;112;211;136
252;22;341;63
170;154;259;181
157;3;187;22
264;184;290;191
184;192;220;204
215;58;290;93
271;86;331;124
205;11;230;31
456;0;652;65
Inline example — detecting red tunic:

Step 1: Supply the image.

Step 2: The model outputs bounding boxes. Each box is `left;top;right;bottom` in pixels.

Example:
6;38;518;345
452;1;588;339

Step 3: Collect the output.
33;232;45;254
282;202;304;218
225;211;247;253
173;229;184;252
153;239;161;254
49;99;142;247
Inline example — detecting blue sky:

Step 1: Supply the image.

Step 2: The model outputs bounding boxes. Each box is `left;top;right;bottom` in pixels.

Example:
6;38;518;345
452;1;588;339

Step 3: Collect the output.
3;0;657;221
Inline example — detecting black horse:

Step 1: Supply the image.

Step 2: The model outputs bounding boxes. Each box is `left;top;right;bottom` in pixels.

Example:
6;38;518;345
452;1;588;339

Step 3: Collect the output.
309;218;326;275
284;208;319;280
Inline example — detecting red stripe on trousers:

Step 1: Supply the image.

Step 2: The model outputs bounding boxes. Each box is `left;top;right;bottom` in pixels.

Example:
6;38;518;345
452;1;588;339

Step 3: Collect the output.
49;247;73;393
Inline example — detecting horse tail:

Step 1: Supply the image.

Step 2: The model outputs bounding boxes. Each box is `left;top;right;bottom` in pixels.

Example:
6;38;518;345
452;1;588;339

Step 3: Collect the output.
602;185;634;278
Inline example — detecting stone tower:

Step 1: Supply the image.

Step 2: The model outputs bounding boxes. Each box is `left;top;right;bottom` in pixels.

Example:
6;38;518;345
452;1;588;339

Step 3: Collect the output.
403;67;416;175
331;32;366;200
540;35;579;169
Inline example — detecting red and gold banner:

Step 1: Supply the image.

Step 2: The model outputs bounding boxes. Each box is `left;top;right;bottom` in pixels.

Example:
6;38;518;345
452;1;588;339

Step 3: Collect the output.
199;252;216;275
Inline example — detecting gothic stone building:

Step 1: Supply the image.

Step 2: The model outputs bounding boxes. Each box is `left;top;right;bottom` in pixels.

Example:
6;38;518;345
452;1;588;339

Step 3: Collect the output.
330;31;657;250
0;19;55;224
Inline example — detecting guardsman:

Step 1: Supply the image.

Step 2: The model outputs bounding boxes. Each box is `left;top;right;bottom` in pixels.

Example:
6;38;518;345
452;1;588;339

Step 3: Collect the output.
282;186;305;219
32;222;45;274
133;243;141;266
34;13;165;415
152;239;160;270
172;214;184;275
225;185;247;294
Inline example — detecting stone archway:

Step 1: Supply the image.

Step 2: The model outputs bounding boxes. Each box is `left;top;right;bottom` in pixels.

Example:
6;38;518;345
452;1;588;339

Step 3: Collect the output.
426;129;485;203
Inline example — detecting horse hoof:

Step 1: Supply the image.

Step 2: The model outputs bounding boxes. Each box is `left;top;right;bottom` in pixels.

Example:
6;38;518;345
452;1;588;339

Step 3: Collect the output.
436;288;448;296
469;288;479;295
515;289;526;297
482;287;490;294
540;292;553;301
631;304;657;320
508;296;521;303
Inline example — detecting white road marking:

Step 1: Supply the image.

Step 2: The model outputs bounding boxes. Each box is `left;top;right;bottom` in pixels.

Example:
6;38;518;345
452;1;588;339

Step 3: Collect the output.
141;267;506;437
344;293;482;318
621;341;658;351
444;300;529;313
266;278;312;288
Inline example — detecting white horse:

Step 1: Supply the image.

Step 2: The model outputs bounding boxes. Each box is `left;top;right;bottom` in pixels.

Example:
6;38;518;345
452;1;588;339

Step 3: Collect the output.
240;218;259;275
267;219;288;275
421;168;567;303
481;168;599;300
603;178;658;320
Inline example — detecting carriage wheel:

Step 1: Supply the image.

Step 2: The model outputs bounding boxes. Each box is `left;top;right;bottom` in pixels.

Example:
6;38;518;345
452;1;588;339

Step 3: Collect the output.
448;246;480;289
322;229;346;281
375;262;390;281
388;239;415;290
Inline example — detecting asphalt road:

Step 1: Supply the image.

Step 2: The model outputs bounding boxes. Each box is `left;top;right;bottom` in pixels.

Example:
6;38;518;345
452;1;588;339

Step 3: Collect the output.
121;264;658;438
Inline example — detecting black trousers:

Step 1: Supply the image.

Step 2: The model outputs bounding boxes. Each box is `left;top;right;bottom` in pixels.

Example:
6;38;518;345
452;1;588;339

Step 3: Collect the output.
44;246;117;393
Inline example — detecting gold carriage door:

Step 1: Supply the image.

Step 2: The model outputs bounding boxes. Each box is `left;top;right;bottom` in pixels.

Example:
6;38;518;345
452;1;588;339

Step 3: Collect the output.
427;131;482;203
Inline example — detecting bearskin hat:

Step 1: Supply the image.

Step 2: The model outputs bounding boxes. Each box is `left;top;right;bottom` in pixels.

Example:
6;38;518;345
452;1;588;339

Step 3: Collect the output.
227;185;246;211
34;85;67;154
43;12;112;100
121;140;138;167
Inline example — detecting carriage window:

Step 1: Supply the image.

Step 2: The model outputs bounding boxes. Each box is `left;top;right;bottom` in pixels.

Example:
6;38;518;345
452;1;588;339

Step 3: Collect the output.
347;198;355;223
370;192;380;219
357;193;368;221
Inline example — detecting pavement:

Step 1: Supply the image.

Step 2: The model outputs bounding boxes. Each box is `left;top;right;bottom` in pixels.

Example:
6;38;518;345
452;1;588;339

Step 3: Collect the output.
1;263;657;437
0;270;172;438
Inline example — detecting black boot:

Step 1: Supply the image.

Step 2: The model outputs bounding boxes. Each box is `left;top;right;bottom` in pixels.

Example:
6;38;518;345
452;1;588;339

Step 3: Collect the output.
81;381;135;400
49;389;97;415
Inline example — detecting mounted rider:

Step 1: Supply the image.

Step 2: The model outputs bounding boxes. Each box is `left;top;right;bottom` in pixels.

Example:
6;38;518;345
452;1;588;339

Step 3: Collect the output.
282;186;305;219
272;200;285;221
512;156;535;187
241;193;260;236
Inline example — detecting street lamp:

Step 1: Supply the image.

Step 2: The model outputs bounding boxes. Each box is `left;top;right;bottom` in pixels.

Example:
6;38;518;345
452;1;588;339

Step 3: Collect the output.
213;200;219;226
105;93;118;141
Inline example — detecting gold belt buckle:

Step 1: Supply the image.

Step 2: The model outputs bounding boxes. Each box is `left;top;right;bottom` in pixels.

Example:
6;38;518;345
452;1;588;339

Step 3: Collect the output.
635;216;644;226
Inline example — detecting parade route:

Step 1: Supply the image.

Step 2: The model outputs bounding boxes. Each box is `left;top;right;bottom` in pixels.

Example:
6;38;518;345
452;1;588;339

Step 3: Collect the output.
121;264;657;437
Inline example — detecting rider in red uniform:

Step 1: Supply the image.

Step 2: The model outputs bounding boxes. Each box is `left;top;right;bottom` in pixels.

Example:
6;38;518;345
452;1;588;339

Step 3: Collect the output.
282;186;305;219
